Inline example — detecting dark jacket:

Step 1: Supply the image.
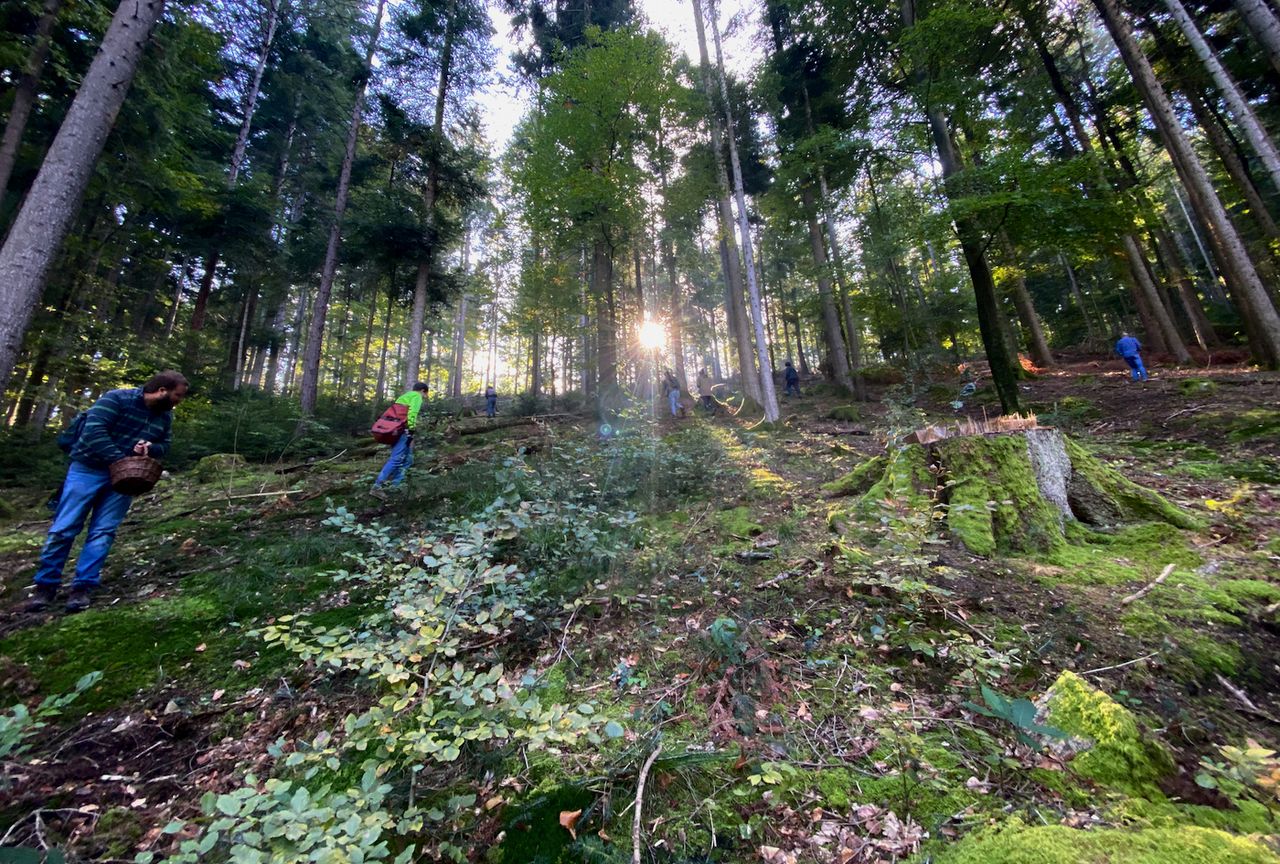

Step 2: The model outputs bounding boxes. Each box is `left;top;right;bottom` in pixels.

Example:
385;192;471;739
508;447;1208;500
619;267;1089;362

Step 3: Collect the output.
70;388;173;469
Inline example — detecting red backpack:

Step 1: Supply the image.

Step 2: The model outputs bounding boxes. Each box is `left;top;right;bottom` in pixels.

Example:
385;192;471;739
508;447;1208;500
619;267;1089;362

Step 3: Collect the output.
370;402;409;444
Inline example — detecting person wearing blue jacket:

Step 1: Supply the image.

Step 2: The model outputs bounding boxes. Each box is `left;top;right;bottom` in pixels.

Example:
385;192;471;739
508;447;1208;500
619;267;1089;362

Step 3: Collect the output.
1115;333;1149;382
29;371;188;613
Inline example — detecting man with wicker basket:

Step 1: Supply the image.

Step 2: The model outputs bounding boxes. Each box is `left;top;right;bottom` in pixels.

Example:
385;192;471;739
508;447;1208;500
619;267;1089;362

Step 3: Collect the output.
27;371;188;613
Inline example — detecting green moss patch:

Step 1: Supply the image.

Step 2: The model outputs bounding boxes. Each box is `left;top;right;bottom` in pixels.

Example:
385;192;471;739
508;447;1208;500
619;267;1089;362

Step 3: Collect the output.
936;434;1064;557
716;506;763;539
933;819;1280;863
821;455;887;498
1064;438;1202;530
1044;671;1173;795
828;405;862;422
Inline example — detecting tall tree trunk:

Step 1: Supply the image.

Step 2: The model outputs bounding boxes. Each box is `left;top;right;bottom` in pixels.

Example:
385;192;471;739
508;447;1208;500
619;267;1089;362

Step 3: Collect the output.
1163;0;1280;195
449;293;468;397
404;0;456;389
1182;83;1280;244
998;233;1055;367
900;1;1021;410
1154;227;1220;349
373;288;393;408
921;106;1021;412
1093;0;1280;367
530;329;541;398
0;0;165;389
593;239;618;390
691;0;761;405
188;0;281;339
705;0;779;420
1232;0;1280;76
801;186;853;391
1059;252;1099;344
299;0;387;415
0;0;64;201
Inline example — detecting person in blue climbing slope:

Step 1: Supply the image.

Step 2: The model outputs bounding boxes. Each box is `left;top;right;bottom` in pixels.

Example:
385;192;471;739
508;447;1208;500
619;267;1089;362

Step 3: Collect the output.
1114;332;1149;382
372;382;428;497
485;384;497;418
662;369;682;417
28;370;189;613
783;360;801;397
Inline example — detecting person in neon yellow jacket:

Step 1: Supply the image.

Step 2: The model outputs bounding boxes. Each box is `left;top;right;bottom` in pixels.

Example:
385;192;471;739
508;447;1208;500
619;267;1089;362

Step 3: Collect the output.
372;382;428;495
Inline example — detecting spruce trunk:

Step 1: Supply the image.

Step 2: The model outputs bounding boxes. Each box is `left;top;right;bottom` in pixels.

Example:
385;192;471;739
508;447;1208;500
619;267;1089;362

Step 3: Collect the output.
0;0;165;389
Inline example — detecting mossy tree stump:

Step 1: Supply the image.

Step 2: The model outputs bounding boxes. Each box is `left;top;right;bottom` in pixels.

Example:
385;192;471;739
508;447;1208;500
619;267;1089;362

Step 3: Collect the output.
827;429;1200;557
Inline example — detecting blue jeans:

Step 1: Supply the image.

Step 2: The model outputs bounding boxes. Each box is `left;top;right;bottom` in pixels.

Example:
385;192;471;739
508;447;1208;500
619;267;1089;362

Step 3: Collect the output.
486;396;497;417
785;380;801;397
375;434;413;487
668;389;680;416
35;461;133;589
1122;354;1148;381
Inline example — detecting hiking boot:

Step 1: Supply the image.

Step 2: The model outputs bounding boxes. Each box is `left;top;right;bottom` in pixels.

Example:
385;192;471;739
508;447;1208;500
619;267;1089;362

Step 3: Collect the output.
26;583;58;612
65;588;92;613
370;487;389;501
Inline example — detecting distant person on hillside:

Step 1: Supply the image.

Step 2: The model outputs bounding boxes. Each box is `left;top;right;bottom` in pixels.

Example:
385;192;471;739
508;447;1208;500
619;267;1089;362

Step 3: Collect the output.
662;369;682;417
697;367;715;414
28;371;189;613
372;381;428;497
784;360;801;397
1114;332;1149;382
485;384;497;418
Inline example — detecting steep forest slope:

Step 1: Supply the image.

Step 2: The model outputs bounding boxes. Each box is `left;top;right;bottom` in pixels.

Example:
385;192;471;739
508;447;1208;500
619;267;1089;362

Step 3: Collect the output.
1;361;1278;863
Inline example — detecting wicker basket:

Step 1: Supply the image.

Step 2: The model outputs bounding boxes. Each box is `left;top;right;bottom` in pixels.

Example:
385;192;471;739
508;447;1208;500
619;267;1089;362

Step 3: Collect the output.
109;455;163;496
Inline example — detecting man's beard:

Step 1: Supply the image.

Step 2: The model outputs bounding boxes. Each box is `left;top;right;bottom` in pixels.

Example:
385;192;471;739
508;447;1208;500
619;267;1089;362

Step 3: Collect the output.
149;395;175;412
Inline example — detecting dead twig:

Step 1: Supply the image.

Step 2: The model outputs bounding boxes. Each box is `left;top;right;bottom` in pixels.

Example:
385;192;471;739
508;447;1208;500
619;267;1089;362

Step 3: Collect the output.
1080;652;1160;676
632;747;663;864
1215;673;1280;723
1120;564;1175;606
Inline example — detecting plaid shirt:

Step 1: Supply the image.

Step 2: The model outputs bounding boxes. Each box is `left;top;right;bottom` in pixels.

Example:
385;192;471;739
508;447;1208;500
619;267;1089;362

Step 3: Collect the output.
70;388;173;469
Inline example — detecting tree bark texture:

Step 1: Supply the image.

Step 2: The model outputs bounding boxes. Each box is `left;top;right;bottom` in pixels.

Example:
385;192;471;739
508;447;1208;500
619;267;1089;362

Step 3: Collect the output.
0;0;64;199
299;0;387;415
1163;0;1280;196
706;0;779;420
0;0;166;390
1093;0;1280;367
1232;0;1280;76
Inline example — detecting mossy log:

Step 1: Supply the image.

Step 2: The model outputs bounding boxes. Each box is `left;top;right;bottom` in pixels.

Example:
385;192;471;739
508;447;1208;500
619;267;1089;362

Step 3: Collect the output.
829;429;1201;557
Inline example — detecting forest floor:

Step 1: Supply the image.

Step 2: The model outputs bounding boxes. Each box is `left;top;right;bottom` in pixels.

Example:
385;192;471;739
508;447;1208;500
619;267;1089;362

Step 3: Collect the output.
0;356;1278;863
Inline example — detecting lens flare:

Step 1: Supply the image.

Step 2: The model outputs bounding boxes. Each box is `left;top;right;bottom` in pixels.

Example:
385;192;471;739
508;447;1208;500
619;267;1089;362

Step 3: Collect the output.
638;317;666;351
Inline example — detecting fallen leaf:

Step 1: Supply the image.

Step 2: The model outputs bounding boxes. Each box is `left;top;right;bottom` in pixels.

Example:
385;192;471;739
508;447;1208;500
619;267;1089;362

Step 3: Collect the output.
195;643;207;653
559;809;582;840
484;796;505;811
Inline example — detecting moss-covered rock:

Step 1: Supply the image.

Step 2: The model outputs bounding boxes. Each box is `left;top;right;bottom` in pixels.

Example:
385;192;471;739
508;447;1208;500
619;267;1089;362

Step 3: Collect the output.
191;452;247;483
933;818;1280;863
828;404;862;422
1042;671;1173;795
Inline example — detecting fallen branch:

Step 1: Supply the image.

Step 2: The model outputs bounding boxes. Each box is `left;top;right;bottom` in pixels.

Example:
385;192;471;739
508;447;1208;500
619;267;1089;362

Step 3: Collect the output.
1215;673;1280;723
1120;564;1175;606
632;747;663;864
1080;652;1159;676
223;489;303;502
757;570;799;589
275;449;348;474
